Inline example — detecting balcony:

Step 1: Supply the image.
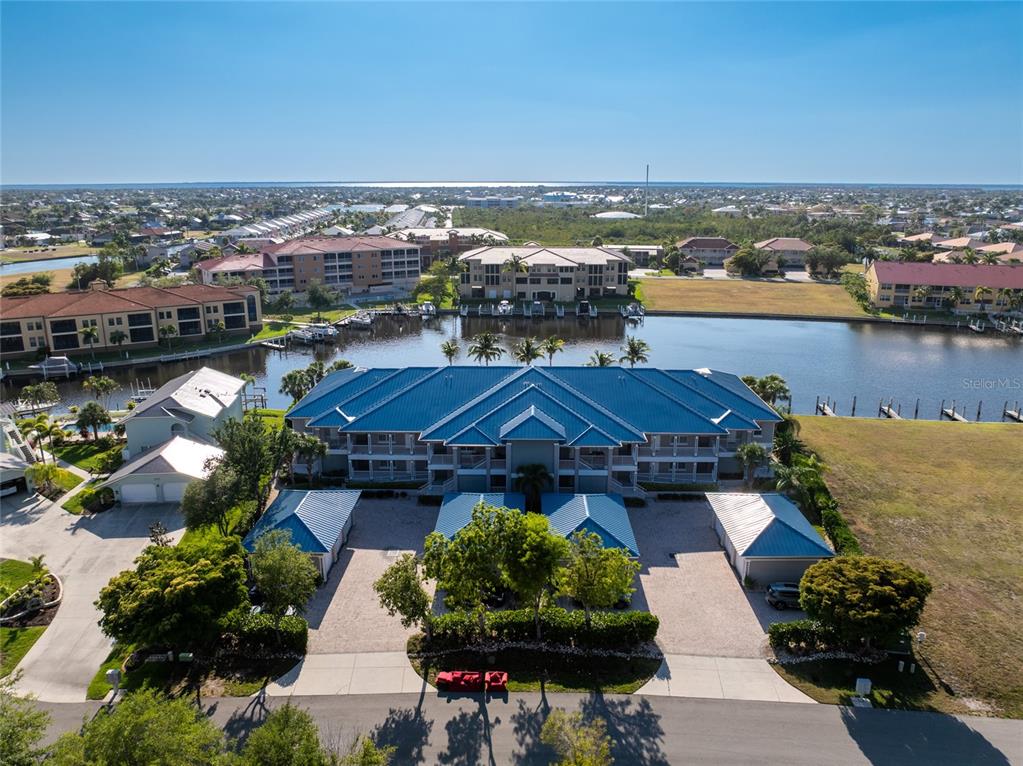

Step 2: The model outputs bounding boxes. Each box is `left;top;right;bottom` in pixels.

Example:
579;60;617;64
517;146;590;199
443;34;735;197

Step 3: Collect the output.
349;444;427;457
428;453;455;468
638;447;717;459
349;470;429;483
642;472;716;484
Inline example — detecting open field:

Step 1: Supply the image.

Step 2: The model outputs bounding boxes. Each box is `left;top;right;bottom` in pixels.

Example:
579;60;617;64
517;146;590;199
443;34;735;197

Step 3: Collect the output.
0;267;142;292
796;417;1023;717
0;243;96;263
639;278;869;318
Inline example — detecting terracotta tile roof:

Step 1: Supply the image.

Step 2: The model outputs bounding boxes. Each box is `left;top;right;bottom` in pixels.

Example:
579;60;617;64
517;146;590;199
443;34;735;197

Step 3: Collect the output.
267;236;414;256
677;237;739;250
934;236;984;250
977;242;1023;255
754;237;813;252
0;284;256;320
870;261;1023;289
195;253;275;273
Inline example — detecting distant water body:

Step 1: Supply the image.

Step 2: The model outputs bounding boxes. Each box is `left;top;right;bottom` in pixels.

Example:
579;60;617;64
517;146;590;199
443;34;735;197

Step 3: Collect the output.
5;181;1021;191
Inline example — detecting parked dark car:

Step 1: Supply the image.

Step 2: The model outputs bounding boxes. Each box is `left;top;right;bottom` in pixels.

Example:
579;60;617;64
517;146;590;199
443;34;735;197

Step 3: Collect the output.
765;582;802;610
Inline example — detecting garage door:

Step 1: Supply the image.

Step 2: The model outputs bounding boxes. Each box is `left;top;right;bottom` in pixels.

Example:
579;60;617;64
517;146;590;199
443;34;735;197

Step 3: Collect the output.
120;483;159;504
747;558;820;585
162;482;190;503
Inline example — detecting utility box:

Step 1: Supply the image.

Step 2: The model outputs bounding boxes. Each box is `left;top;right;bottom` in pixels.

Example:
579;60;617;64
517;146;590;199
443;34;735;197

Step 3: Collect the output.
855;678;872;696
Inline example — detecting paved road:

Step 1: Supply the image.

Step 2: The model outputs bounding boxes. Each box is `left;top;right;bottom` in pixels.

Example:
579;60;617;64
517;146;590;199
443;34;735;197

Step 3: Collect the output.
0;494;184;701
37;693;1022;765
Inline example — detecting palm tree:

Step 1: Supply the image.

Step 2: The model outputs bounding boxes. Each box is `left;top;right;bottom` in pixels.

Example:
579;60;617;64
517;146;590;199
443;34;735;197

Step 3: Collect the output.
995;288;1014;313
619;336;650;368
19;415;50;462
159;324;177;350
540;336;565;366
586;351;616;367
502;254;530;275
757;374;791;407
974;285;993;313
946;287;966;311
467;332;505;366
34;418;65;463
296;434;327;485
305;360;326;385
980;252;999;265
26;462;60;497
327;358;353;373
280;369;313;403
911;285;932;305
512;337;544;366
76;401;111;441
773;454;825;509
109;329;128;349
515;463;552;514
79;324;100;360
735;442;767;489
440;340;460;365
961;248;979;265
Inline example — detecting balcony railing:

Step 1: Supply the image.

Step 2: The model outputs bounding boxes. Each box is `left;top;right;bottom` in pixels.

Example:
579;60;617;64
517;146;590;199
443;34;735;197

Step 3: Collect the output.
349;470;429;482
349;444;427;456
638;447;717;458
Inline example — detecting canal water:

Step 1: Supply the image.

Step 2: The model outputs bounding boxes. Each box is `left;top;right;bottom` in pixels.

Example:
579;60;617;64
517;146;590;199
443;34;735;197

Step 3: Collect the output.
0;255;98;276
7;315;1022;422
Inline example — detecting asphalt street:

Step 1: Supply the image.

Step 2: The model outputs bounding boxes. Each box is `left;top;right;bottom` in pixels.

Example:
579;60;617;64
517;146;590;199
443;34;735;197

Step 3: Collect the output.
37;692;1023;765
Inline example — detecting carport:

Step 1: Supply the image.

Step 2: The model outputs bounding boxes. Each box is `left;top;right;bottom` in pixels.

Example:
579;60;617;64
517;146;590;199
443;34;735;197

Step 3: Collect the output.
706;493;833;585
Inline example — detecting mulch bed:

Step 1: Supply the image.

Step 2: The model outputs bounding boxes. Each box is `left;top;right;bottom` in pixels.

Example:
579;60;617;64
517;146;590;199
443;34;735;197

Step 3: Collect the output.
1;576;61;628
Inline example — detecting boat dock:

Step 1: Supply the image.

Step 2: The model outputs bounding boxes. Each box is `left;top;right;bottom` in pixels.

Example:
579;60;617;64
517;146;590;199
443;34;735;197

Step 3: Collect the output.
815;396;837;416
1003;402;1023;423
878;399;903;419
940;400;970;422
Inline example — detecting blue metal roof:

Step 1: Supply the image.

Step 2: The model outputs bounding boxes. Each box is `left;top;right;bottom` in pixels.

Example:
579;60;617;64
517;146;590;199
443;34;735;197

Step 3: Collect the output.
499;406;567;441
288;366;779;443
243;489;361;555
541;493;640;556
433;493;526;538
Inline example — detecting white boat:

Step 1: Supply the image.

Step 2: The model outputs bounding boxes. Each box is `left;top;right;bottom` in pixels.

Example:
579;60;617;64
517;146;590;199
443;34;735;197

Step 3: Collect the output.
14;400;58;416
307;323;339;341
347;312;374;329
496;300;513;316
419;301;437;318
289;329;316;344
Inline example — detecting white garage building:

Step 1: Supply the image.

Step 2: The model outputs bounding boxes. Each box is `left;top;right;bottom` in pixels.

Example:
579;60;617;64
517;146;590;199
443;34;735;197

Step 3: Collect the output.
706;492;833;586
99;436;223;504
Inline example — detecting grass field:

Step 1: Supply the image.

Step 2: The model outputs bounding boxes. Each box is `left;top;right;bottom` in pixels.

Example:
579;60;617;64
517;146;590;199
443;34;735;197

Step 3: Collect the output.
0;243;96;262
796;417;1023;717
0;266;142;292
640;278;869;318
0;559;37;592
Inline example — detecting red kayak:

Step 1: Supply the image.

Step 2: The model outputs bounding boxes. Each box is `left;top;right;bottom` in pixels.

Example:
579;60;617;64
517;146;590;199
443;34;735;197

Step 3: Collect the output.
436;670;508;692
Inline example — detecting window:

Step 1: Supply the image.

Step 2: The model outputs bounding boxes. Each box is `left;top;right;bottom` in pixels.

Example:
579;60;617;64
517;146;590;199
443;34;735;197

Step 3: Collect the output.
129;327;154;343
177;307;200;320
0;336;24;353
81;318;97;327
0;322;20;336
50;319;76;334
128;312;152;327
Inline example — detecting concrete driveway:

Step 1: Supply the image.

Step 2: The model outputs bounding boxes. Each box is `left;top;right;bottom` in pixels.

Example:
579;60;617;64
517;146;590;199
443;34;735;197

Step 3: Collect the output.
304;498;438;654
629;500;803;659
0;493;183;701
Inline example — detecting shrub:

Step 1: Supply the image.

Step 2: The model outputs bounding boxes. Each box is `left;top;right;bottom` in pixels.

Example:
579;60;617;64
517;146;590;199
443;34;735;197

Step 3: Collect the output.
221;612;308;655
768;619;838;653
622;497;646;508
426;607;658;652
820;503;862;555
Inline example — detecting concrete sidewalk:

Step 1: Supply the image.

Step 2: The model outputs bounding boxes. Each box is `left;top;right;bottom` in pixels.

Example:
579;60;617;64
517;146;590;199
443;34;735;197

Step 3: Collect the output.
265;652;431;697
638;654;815;703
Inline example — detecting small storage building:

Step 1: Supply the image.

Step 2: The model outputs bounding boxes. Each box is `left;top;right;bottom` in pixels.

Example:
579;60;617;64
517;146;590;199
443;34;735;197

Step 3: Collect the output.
243;489;361;579
706;492;833;585
541;493;639;556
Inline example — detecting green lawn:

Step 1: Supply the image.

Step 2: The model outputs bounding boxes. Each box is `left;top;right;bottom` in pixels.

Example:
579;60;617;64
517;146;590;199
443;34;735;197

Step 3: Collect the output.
247;321;294;342
640;278;869;318
52;442;123;473
48;467;83;495
265;306;356;323
796;417;1023;718
61;480;114;515
0;559;36;592
250;408;286;430
0;627;47;678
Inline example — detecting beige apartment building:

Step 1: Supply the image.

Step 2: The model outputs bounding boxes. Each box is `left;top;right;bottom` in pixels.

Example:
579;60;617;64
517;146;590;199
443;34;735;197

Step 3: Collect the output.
196;235;421;296
754;237;813;266
0;283;262;358
457;245;632;302
676;237;739;266
865;261;1023;312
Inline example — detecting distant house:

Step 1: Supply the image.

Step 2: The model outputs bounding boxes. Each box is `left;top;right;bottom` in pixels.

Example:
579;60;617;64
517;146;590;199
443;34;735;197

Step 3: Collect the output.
676;237;739;266
707;493;833;584
933;236;985;251
754;237;813;267
897;232;937;245
712;205;743;217
602;244;663;268
865;261;1023;312
243;489;361;579
388;227;509;269
120;366;247;459
465;196;522;208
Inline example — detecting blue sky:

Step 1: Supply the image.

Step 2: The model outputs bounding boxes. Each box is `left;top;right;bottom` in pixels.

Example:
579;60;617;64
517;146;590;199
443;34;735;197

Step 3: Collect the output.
2;2;1021;185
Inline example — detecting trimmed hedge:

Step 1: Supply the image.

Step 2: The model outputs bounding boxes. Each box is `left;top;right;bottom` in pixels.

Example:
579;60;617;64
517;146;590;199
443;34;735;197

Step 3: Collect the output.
821;503;862;555
427;607;659;651
768;618;838;653
222;612;308;654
